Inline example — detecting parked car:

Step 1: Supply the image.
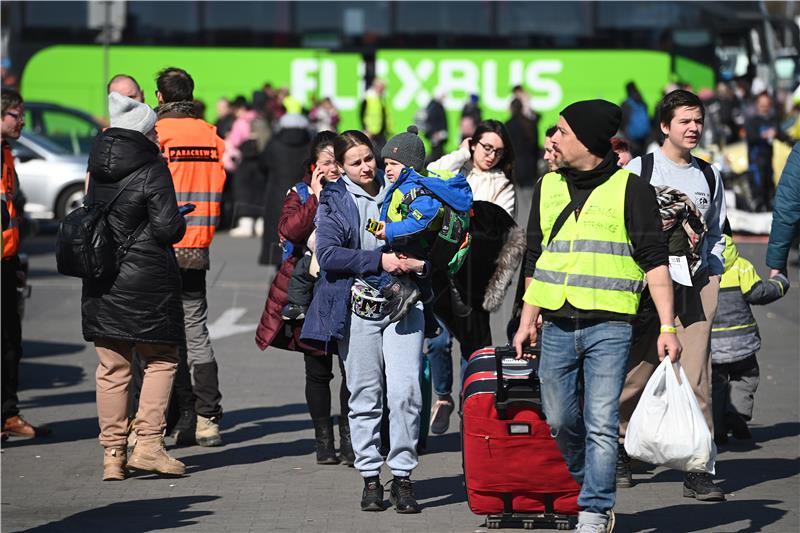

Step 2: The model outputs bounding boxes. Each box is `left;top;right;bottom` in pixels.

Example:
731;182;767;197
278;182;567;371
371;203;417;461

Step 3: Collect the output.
8;131;87;219
24;102;103;155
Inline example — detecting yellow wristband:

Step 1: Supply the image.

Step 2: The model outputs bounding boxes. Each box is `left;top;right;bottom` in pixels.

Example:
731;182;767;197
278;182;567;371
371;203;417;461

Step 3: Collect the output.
660;325;677;334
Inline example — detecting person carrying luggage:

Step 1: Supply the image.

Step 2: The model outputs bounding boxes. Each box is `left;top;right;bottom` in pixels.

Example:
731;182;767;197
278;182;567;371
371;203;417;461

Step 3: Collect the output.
513;99;680;533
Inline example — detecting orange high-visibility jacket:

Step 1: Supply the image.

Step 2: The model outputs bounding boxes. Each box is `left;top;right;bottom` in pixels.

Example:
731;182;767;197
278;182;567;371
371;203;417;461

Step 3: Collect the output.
156;118;226;249
1;142;20;258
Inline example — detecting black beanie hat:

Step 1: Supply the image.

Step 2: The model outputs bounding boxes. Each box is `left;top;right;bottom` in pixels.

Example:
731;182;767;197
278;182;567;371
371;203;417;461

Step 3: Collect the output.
381;125;426;170
560;99;622;157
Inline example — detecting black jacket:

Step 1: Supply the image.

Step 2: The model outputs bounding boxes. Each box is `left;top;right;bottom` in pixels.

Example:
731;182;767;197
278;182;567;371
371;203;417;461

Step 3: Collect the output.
81;128;187;345
259;126;312;265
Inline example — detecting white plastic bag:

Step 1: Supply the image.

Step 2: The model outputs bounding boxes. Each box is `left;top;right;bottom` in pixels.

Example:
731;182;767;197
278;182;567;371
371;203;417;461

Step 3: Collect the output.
624;358;716;474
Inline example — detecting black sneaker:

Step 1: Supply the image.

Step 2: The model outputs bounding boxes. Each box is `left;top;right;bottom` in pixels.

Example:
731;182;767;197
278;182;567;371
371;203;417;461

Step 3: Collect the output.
361;476;385;511
382;277;420;323
281;304;307;321
683;472;726;501
725;412;752;440
616;446;635;488
389;476;421;514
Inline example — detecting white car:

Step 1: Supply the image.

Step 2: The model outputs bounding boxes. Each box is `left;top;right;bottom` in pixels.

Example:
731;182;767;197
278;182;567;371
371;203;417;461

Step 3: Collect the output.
8;131;87;219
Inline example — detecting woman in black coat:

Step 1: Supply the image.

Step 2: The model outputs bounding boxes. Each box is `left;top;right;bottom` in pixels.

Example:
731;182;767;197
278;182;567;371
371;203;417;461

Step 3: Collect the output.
82;92;187;481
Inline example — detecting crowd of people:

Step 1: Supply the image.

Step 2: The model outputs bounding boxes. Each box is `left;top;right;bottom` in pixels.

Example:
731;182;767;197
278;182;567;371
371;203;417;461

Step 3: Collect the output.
2;66;799;533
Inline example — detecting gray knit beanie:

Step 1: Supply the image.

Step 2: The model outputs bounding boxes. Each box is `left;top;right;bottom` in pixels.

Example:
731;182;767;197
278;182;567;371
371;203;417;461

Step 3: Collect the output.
381;125;426;170
108;91;157;135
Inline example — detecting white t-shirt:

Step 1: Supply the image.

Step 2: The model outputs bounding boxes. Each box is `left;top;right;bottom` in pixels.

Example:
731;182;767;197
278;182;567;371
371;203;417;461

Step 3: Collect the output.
626;149;727;276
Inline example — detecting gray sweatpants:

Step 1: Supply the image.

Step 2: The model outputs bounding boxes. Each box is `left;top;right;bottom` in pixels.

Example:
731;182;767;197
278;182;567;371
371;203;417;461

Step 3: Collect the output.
338;303;424;478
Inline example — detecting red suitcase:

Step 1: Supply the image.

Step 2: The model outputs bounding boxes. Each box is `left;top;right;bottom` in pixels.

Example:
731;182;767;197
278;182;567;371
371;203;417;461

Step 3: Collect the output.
462;346;580;530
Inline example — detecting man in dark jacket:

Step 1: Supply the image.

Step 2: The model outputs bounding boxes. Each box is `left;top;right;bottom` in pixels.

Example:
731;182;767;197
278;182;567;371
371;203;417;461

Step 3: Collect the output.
746;92;793;212
258;113;312;265
505;98;539;188
424;93;448;164
768;141;800;276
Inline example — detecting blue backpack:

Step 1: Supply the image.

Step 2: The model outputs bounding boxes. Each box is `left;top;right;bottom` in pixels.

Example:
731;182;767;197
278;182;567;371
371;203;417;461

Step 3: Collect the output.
280;182;311;263
626;98;650;140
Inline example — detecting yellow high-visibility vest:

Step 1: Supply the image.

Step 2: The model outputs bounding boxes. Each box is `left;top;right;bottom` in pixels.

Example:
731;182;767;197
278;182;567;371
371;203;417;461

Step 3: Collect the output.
524;169;644;314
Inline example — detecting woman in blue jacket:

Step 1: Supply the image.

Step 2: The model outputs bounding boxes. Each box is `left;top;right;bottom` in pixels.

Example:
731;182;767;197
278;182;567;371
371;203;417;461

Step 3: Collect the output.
301;131;426;514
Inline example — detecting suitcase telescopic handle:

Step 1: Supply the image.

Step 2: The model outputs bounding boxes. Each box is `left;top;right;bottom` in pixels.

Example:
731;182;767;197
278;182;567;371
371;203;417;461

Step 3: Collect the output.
494;345;541;420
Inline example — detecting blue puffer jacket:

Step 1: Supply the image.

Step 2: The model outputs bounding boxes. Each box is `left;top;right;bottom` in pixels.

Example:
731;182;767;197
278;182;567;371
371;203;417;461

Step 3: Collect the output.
300;177;383;345
767;141;800;270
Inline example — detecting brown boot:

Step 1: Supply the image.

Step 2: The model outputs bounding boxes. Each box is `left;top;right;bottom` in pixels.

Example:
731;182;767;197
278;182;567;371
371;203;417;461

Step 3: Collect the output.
103;447;127;481
127;438;186;476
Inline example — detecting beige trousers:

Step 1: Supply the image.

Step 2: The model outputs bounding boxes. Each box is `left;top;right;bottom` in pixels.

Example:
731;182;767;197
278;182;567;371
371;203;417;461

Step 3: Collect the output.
619;274;720;442
95;339;179;448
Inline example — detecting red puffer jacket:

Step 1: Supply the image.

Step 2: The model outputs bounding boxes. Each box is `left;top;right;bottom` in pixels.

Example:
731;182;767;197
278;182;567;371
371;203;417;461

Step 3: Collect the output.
255;184;323;354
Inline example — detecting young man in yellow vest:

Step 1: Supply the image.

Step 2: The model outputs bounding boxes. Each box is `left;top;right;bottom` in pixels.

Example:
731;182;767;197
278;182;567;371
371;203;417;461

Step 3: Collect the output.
1;89;49;439
514;100;680;533
155;67;227;447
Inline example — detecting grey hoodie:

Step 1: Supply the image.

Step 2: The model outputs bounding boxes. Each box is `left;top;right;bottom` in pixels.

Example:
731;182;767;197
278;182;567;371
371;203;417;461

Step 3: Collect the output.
341;172;388;253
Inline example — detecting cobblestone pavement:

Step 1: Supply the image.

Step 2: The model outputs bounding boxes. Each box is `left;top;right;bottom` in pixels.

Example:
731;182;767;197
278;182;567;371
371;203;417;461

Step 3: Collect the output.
2;230;798;533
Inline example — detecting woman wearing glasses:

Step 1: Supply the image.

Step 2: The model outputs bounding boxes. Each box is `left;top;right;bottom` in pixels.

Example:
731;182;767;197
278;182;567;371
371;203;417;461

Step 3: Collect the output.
422;120;520;437
427;119;516;218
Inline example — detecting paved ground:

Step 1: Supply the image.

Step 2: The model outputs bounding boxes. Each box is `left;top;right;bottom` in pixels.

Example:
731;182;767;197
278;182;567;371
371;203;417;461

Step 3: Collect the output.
2;225;798;533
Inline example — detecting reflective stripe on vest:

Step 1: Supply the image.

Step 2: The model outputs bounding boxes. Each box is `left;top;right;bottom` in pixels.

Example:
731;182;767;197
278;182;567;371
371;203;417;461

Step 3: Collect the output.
1;142;20;258
524;169;644;315
156;118;227;249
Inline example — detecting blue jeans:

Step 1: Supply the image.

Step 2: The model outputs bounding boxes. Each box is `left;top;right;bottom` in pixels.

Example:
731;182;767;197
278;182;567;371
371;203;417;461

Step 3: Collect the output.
538;318;632;515
425;317;453;398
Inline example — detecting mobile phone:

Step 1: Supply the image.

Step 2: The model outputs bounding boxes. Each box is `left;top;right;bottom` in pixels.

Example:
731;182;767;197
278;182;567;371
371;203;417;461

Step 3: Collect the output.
311;164;317;173
178;203;196;216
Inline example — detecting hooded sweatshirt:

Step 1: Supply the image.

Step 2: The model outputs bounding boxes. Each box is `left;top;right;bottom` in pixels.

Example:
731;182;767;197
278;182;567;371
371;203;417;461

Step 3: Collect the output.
341;172;388;254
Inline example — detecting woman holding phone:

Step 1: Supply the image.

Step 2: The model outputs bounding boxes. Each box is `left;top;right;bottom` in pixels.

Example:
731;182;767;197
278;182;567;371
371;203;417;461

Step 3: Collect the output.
256;131;355;466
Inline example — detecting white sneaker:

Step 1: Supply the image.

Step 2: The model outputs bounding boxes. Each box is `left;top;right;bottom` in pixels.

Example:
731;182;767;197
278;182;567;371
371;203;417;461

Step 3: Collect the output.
230;217;254;238
575;510;614;533
254;217;264;237
430;397;455;435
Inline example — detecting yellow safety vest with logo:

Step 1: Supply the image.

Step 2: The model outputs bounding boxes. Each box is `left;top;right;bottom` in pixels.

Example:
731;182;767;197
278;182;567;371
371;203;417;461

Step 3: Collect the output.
524;169;644;315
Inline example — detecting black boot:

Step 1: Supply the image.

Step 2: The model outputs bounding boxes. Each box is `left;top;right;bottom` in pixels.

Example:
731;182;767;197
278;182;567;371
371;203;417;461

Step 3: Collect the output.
169;409;197;446
616;446;634;488
338;417;356;467
389;475;421;513
312;417;340;465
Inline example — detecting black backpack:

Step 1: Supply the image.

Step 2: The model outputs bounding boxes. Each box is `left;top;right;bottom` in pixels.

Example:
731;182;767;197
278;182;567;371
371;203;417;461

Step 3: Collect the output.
56;174;147;280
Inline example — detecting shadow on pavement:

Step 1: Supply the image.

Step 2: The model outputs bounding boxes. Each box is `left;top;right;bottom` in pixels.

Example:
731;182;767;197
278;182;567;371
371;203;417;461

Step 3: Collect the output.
221;404;309;428
1;415;99;448
13;495;219;533
424;431;461;454
618;499;786;533
644;457;799;494
21;340;86;358
222;418;312;445
19;389;96;410
186;438;314;473
718;422;800;454
414;474;467;509
19;360;85;390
